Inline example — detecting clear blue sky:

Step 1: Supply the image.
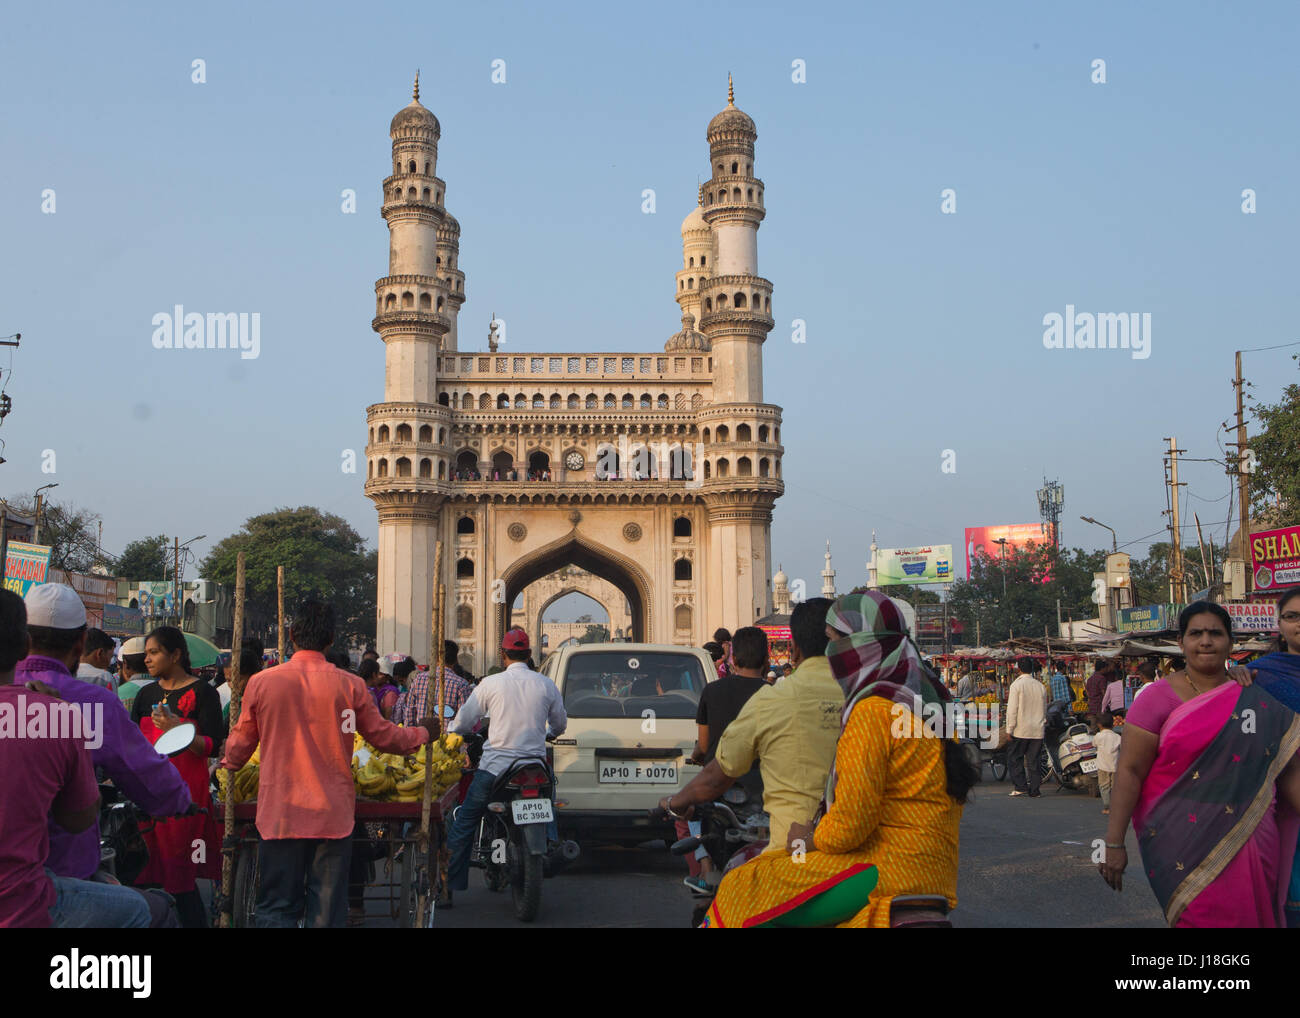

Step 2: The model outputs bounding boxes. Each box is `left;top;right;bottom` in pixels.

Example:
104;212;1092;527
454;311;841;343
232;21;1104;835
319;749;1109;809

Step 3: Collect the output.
1;0;1297;602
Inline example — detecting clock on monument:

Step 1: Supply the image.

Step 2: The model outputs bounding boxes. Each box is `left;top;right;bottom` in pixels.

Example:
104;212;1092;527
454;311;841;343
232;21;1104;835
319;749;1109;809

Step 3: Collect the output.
565;451;584;470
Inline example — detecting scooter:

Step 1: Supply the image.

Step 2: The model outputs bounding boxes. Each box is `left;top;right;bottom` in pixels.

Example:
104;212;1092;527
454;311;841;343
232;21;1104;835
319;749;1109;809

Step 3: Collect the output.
1040;702;1100;795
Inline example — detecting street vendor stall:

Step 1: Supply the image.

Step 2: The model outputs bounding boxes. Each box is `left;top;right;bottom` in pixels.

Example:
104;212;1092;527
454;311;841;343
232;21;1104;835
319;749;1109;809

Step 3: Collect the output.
755;614;792;670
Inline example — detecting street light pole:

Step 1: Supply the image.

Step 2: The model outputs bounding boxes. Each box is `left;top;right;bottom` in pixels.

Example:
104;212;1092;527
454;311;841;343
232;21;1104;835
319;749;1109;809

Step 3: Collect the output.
33;483;59;545
1080;515;1118;553
993;538;1008;599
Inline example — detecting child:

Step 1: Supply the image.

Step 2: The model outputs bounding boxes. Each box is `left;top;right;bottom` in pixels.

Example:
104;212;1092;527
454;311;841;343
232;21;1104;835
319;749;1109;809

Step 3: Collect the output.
1093;710;1121;815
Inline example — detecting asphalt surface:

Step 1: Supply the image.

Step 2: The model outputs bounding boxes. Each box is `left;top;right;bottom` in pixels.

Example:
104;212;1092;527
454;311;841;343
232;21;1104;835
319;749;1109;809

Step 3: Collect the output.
361;763;1165;928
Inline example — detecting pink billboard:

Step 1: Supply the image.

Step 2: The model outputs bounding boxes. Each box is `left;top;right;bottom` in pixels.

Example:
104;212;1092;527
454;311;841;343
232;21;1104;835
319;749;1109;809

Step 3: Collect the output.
964;524;1054;579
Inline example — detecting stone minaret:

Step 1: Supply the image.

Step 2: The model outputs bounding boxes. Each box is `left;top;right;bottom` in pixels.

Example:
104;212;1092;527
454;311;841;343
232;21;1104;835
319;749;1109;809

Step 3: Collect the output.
822;541;837;599
366;74;453;657
698;77;782;630
772;564;791;615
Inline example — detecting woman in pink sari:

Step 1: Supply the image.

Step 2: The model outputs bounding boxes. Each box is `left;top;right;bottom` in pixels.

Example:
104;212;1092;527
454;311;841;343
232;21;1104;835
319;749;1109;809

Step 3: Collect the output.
1100;602;1300;926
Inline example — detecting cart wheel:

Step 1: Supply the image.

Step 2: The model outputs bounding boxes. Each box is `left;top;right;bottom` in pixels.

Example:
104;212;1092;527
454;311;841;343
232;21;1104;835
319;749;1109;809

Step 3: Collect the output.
398;846;418;928
989;753;1008;782
232;841;259;928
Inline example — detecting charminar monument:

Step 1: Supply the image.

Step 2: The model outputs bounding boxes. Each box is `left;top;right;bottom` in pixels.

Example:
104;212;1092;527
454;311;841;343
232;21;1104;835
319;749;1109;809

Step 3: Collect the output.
365;74;784;671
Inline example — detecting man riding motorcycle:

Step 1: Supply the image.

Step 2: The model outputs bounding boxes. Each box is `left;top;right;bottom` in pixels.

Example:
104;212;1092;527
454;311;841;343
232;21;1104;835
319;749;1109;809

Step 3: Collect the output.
658;598;842;856
445;628;567;895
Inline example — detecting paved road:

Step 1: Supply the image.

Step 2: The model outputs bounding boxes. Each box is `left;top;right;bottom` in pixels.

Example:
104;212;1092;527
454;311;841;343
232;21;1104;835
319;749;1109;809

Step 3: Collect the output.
366;770;1165;928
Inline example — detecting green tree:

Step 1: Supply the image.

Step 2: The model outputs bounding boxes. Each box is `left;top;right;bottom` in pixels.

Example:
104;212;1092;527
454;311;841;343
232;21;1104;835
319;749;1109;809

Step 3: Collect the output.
115;534;169;580
1246;381;1300;522
7;496;101;573
947;544;1104;644
200;507;376;647
577;624;609;644
848;583;941;605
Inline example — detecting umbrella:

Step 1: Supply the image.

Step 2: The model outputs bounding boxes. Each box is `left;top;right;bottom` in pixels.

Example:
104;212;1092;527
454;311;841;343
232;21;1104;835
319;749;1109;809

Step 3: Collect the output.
184;633;223;669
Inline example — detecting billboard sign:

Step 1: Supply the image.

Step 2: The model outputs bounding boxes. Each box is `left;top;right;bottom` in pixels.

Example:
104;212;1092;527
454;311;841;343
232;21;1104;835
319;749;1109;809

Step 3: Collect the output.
101;603;146;635
876;545;953;585
4;541;52;597
964;524;1054;578
1116;604;1168;633
1224;601;1277;632
1249;525;1300;592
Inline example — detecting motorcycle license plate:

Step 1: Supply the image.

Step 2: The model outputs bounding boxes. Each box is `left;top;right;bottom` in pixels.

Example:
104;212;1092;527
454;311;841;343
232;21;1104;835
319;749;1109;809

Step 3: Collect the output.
511;798;554;825
597;760;678;784
1079;759;1099;774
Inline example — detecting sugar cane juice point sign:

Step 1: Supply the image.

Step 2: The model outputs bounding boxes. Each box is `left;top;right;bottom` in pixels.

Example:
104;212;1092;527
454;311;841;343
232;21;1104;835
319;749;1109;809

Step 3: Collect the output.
1224;601;1277;632
1250;525;1300;592
4;542;52;597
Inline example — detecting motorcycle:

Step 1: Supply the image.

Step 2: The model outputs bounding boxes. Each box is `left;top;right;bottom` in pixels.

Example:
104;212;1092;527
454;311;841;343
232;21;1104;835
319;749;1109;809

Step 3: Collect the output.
953;705;1007;782
458;729;579;922
1040;701;1100;795
651;786;952;928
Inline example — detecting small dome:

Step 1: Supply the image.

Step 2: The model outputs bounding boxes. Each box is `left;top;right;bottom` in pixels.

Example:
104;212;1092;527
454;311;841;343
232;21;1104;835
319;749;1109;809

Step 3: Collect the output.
441;211;460;232
680;204;709;236
390;100;440;137
773;565;788;586
707;103;756;141
665;312;711;353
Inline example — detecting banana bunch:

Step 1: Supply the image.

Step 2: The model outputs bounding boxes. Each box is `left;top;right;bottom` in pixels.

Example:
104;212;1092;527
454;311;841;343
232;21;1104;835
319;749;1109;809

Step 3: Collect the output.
352;733;464;801
218;762;260;804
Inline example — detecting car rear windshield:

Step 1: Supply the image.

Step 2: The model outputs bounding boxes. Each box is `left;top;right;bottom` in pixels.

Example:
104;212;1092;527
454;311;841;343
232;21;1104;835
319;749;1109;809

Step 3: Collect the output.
561;651;707;719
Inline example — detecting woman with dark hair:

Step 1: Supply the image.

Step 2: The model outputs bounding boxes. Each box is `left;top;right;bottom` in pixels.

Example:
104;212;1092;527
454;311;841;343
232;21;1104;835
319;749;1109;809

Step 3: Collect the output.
701;592;977;928
1100;601;1300;927
130;625;224;927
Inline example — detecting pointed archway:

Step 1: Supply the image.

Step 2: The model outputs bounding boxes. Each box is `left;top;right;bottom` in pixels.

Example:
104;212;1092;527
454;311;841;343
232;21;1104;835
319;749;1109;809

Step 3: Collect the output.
496;529;653;650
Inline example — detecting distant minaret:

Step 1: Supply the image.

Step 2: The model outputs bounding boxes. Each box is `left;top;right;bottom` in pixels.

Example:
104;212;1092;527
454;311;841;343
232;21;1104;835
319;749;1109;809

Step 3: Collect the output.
822;541;837;599
772;564;790;615
868;530;879;590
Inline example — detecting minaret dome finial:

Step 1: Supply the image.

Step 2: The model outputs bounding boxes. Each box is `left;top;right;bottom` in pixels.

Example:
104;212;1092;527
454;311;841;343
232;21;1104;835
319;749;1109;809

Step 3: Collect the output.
727;72;734;106
413;70;420;102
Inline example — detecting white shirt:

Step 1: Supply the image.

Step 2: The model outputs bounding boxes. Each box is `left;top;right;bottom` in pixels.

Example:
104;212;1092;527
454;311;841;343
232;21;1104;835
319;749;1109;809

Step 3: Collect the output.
1093;728;1122;771
77;661;117;693
450;661;567;777
1005;672;1047;739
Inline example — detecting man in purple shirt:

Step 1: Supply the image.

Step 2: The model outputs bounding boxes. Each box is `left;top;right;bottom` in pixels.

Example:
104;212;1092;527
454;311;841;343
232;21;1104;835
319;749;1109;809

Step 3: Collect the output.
18;584;191;881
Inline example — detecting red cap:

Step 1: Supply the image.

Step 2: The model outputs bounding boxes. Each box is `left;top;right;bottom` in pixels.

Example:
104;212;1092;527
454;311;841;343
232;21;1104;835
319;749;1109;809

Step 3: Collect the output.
502;628;531;651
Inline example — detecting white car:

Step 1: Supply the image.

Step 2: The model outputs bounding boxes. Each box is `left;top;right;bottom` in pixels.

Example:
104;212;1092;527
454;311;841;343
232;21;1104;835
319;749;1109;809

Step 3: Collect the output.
540;642;715;845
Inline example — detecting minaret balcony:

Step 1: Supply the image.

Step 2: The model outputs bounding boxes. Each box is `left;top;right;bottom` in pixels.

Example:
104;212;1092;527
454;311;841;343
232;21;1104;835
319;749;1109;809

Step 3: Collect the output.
371;309;450;333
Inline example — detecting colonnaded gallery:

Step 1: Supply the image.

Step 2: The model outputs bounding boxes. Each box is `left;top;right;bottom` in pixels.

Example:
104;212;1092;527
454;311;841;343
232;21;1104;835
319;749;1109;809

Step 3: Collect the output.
364;75;785;671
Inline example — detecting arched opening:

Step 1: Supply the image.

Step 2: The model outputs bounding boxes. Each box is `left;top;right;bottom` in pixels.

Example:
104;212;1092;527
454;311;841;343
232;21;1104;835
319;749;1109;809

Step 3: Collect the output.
532;393;545;409
673;516;692;538
498;393;511;409
384;294;396;310
585;394;597;410
675;603;692;632
456;603;473;631
456;515;476;534
456;557;475;578
704;297;713;312
717;293;728;308
377;425;390;443
395;457;412;477
567;394;580;409
674;559;692;581
703;460;711;480
491;450;515;479
437;460;446;480
418;458;432;478
408;160;416;173
758;424;768;442
621;394;633;410
689;257;695;267
737;456;752;476
419;293;431;309
401;291;414;308
736;423;752;442
550;394;562;410
528;450;551;479
734;292;747;308
640;393;652;409
497;533;651;649
603;394;616;410
656;394;669;410
377;458;389;477
716;425;730;443
419;425;433;443
395;424;412;442
759;457;769;477
514;393;526;410
717;458;730;478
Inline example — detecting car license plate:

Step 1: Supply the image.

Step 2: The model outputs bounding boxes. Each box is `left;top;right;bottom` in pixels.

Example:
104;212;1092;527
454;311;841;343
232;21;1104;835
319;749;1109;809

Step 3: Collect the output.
511;798;554;825
1080;759;1099;774
597;760;678;784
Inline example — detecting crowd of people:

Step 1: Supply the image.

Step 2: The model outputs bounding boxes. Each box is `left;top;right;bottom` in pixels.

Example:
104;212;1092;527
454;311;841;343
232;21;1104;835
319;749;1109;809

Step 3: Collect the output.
4;575;1300;930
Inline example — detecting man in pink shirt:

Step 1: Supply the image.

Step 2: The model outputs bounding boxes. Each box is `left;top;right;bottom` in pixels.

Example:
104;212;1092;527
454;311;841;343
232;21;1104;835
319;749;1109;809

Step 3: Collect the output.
223;599;438;928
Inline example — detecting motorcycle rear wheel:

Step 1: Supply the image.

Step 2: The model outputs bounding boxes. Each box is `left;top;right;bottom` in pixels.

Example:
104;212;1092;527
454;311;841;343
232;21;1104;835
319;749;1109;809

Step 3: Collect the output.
232;845;259;928
511;842;543;922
